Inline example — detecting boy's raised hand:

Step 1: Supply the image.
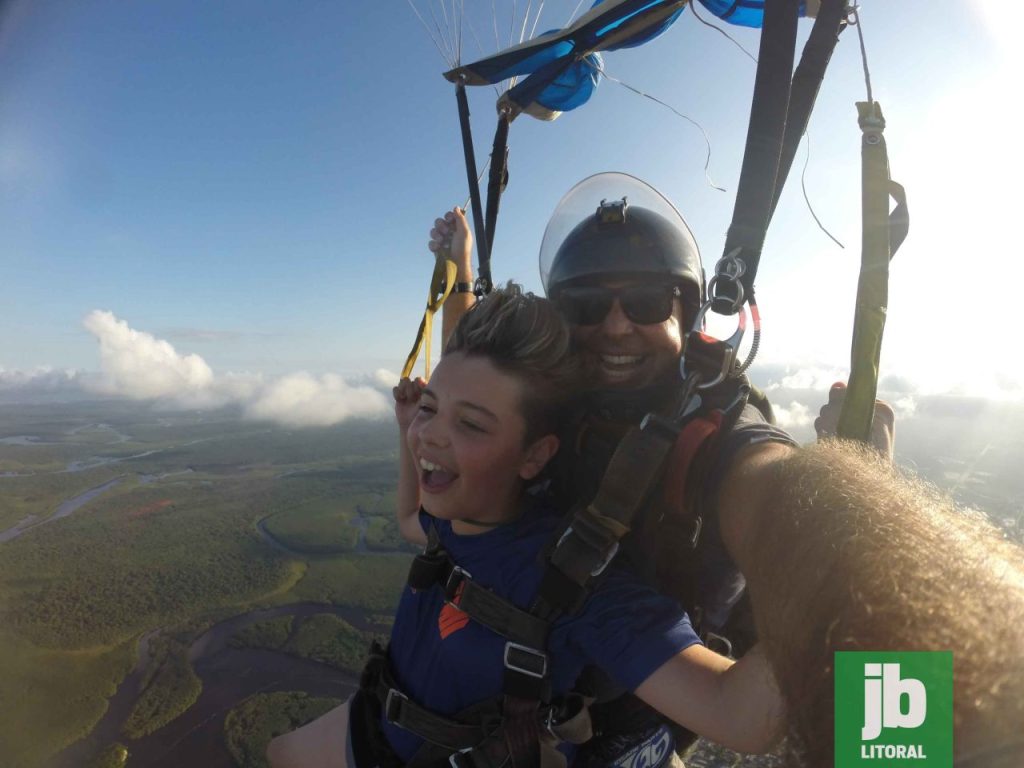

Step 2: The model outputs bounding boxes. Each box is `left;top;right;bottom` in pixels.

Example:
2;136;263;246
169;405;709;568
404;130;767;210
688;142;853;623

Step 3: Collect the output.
428;207;472;270
393;377;426;433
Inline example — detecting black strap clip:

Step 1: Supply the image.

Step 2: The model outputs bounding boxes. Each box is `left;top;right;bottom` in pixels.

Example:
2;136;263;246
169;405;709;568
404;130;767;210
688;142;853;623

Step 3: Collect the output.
384;687;409;724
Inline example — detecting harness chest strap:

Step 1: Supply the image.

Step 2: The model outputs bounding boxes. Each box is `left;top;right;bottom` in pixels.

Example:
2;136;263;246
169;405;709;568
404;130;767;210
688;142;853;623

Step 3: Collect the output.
362;524;593;768
532;405;731;620
407;524;550;654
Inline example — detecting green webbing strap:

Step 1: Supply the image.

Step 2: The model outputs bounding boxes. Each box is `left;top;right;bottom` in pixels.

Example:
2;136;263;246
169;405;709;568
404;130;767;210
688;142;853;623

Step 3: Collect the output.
401;257;457;380
838;101;909;442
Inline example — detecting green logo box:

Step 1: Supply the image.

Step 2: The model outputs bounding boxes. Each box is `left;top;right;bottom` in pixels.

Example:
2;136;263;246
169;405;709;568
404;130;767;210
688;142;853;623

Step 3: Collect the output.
835;651;953;767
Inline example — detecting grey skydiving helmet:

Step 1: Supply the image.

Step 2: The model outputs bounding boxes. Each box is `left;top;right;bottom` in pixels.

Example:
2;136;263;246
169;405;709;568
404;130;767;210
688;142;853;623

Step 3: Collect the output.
539;172;705;315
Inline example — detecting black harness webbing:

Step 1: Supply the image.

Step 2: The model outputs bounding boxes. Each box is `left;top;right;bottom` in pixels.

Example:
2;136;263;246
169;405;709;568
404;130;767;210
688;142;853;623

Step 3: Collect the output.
407;524;551;653
713;0;848;314
454;81;492;295
714;0;800;313
482;110;511;268
768;0;847;221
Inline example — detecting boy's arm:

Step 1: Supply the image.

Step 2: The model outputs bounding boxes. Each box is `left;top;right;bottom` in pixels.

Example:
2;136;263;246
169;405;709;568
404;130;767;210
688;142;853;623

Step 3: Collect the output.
394;378;428;547
429;207;475;348
635;643;783;755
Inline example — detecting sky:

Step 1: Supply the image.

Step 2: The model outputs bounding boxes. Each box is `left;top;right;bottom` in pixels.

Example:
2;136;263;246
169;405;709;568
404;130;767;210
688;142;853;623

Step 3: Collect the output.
1;0;1021;430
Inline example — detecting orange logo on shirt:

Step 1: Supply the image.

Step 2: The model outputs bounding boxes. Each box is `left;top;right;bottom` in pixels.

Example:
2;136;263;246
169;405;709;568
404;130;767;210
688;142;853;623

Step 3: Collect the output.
438;582;469;639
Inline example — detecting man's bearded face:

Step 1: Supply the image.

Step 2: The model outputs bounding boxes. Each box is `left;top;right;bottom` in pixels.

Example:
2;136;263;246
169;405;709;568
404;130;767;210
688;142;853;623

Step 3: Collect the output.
568;278;686;390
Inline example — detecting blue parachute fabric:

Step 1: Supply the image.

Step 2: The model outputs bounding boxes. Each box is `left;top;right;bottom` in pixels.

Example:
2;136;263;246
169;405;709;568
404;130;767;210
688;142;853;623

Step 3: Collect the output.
506;51;604;113
446;0;686;86
591;0;686;50
694;0;808;28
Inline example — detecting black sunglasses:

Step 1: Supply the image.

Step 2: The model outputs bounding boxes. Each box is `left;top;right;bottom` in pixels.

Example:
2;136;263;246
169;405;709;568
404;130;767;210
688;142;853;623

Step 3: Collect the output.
556;284;681;326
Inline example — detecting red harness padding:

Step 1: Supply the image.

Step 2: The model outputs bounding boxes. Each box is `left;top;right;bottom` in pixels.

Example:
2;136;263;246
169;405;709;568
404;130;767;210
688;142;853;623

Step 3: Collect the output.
661;411;724;514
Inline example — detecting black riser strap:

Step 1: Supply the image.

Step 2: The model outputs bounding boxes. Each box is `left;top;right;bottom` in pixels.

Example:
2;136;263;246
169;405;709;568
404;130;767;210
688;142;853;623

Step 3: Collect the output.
483;113;511;264
718;0;801;309
768;0;846;221
455;82;491;292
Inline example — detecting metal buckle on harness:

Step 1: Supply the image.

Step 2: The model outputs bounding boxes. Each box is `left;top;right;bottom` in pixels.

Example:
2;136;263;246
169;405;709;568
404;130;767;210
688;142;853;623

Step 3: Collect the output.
556;526;620;577
448;747;474;768
445;565;471;600
384;687;408;724
504;641;548;679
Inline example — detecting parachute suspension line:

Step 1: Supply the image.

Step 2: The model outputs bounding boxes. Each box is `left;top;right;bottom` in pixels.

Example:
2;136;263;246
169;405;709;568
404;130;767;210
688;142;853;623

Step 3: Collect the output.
463;15;502;96
583;58;725;193
848;5;873;103
508;0;517;50
517;0;535;54
527;0;546;42
492;0;501;52
438;0;458;63
454;79;493;294
458;0;465;64
436;0;451;54
407;0;456;68
687;1;758;65
800;133;845;248
463;157;491;211
565;0;588;27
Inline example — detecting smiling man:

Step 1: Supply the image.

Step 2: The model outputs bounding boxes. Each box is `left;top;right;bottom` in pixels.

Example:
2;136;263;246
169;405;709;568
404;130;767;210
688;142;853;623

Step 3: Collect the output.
428;173;1024;766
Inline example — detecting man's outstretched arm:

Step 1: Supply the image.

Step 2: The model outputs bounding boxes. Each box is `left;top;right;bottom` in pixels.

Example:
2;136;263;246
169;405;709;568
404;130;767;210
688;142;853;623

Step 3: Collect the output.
717;440;1024;765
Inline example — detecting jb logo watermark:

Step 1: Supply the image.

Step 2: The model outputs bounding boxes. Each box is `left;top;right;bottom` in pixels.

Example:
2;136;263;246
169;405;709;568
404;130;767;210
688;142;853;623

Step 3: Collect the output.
835;651;953;767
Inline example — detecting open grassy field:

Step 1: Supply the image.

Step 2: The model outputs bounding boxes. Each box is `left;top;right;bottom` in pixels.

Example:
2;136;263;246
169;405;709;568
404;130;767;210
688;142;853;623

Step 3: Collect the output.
0;402;404;768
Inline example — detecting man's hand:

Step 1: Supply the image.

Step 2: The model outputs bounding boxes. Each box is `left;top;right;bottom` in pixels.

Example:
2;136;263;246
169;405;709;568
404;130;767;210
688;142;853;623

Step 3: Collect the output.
429;207;473;273
393;377;425;433
814;381;895;461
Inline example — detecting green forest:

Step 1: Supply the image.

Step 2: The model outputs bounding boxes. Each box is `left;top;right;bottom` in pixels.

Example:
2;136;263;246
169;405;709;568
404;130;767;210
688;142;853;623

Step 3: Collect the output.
0;403;410;768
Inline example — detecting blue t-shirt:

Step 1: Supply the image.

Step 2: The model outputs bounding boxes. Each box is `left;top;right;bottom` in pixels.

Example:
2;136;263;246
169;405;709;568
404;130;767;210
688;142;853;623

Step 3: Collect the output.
382;505;701;761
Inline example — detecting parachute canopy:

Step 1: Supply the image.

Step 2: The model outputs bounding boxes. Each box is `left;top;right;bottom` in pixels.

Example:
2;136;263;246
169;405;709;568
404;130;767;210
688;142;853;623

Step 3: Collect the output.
445;0;688;120
695;0;816;28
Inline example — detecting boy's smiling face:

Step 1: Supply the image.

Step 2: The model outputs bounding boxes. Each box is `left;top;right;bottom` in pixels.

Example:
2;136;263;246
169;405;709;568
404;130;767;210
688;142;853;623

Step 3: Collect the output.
407;352;554;533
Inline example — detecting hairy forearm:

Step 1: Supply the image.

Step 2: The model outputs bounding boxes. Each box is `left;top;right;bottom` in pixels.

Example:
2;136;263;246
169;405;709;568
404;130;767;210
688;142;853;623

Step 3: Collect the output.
729;442;1024;764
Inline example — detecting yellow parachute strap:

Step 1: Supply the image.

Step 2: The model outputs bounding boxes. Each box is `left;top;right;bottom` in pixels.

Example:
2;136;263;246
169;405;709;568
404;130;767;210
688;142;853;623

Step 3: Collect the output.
401;256;458;380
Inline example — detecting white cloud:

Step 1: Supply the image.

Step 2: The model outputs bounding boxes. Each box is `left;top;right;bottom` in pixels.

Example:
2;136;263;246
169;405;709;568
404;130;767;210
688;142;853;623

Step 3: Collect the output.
773;400;813;429
5;310;397;427
0;366;91;396
757;363;845;394
83;310;216;400
245;372;389;428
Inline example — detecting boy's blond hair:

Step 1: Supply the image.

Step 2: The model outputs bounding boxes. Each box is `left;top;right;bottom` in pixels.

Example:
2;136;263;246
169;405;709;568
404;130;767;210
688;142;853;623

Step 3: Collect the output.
445;282;581;442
